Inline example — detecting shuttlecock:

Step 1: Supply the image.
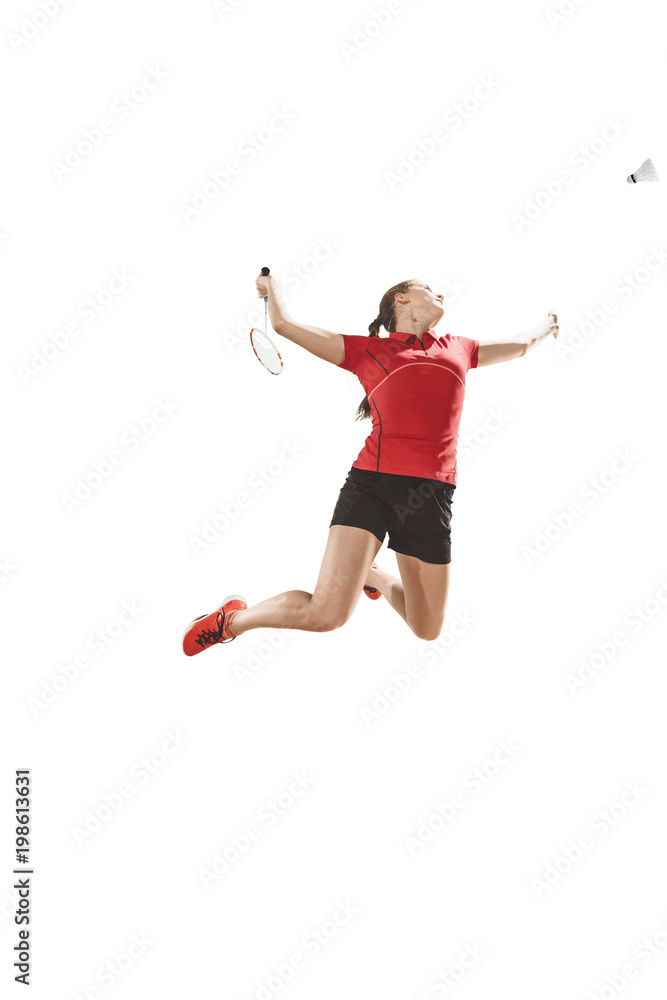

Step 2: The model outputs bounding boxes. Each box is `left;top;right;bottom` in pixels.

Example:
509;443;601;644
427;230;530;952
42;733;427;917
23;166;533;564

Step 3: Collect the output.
627;158;659;184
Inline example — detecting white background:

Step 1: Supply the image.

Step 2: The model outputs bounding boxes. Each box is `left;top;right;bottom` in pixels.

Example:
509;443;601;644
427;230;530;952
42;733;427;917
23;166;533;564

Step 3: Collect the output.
2;0;666;997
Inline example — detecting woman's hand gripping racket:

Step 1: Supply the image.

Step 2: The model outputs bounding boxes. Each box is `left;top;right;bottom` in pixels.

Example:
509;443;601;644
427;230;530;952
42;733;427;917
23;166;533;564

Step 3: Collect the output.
251;267;283;375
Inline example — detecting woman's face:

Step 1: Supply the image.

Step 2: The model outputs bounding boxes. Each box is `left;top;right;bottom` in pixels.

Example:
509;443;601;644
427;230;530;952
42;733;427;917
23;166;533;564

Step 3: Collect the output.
397;282;445;327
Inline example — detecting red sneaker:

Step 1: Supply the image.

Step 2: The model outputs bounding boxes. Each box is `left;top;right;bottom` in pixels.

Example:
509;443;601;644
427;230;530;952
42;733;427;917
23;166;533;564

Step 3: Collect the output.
363;585;382;600
182;595;247;656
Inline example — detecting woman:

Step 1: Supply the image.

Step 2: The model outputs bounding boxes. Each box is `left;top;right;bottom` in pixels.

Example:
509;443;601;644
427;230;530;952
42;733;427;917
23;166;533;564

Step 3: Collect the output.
182;274;558;655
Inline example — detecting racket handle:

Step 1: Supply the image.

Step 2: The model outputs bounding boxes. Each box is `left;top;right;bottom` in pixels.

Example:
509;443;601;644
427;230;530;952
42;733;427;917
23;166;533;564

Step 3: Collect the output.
261;267;270;276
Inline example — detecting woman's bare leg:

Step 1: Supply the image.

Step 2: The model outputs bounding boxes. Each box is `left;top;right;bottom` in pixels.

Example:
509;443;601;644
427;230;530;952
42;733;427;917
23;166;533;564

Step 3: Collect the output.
365;556;451;641
364;560;408;623
395;553;450;641
229;526;382;635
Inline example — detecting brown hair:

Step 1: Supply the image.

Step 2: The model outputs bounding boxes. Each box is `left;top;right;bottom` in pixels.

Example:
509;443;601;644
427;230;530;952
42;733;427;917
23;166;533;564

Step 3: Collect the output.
354;279;417;421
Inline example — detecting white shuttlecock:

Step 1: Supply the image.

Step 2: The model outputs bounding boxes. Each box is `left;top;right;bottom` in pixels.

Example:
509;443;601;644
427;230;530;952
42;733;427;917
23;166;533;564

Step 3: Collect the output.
627;158;659;184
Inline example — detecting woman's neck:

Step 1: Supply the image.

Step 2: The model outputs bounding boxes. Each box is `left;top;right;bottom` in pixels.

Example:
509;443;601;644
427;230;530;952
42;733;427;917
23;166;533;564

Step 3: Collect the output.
394;313;430;338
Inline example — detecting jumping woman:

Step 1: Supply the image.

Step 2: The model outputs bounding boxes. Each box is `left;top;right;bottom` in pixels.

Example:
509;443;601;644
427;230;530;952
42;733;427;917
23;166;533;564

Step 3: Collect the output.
182;274;558;655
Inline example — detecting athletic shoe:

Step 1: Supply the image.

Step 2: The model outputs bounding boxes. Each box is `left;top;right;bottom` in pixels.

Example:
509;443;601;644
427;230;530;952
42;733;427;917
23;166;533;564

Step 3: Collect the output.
182;594;247;656
363;585;382;600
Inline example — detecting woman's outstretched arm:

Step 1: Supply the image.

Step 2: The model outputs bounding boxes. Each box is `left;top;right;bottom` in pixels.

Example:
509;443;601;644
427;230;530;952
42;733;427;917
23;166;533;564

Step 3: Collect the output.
256;272;344;366
477;312;559;367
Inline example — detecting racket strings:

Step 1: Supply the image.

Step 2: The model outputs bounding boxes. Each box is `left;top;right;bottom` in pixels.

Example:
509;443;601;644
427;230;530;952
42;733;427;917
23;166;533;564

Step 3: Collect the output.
250;299;283;373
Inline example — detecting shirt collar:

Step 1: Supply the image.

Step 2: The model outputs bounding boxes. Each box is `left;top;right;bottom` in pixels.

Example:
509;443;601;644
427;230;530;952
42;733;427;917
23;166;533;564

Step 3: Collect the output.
389;329;437;344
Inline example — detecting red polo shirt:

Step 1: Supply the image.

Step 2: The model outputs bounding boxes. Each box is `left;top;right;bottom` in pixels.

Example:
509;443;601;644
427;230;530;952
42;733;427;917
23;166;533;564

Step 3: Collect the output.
338;329;478;485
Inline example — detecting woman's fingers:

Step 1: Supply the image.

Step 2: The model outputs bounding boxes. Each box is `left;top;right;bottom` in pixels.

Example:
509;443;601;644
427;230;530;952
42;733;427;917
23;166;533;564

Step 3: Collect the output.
256;272;273;297
548;312;559;338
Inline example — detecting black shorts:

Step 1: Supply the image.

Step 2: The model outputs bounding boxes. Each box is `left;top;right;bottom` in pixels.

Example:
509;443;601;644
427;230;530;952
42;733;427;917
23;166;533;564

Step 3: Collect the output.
329;466;456;564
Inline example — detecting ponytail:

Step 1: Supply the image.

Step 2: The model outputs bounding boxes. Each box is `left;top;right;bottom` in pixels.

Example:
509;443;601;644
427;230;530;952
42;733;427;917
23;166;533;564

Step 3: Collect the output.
354;280;415;422
368;314;382;338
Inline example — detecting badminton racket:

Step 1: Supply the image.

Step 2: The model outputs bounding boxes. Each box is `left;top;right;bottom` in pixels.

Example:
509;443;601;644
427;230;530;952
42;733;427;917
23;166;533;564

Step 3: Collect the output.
250;267;283;375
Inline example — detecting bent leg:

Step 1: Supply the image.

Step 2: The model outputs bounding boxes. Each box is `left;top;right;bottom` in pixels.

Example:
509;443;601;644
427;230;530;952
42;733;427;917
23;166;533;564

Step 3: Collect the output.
230;526;382;635
394;552;451;641
365;561;408;623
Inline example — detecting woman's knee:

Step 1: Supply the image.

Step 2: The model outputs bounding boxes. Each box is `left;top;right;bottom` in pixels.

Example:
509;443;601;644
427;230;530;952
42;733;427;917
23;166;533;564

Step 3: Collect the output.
307;597;353;632
409;620;443;642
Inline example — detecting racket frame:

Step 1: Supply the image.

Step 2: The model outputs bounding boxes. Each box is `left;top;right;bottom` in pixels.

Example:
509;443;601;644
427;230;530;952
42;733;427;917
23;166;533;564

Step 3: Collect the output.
250;284;283;375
